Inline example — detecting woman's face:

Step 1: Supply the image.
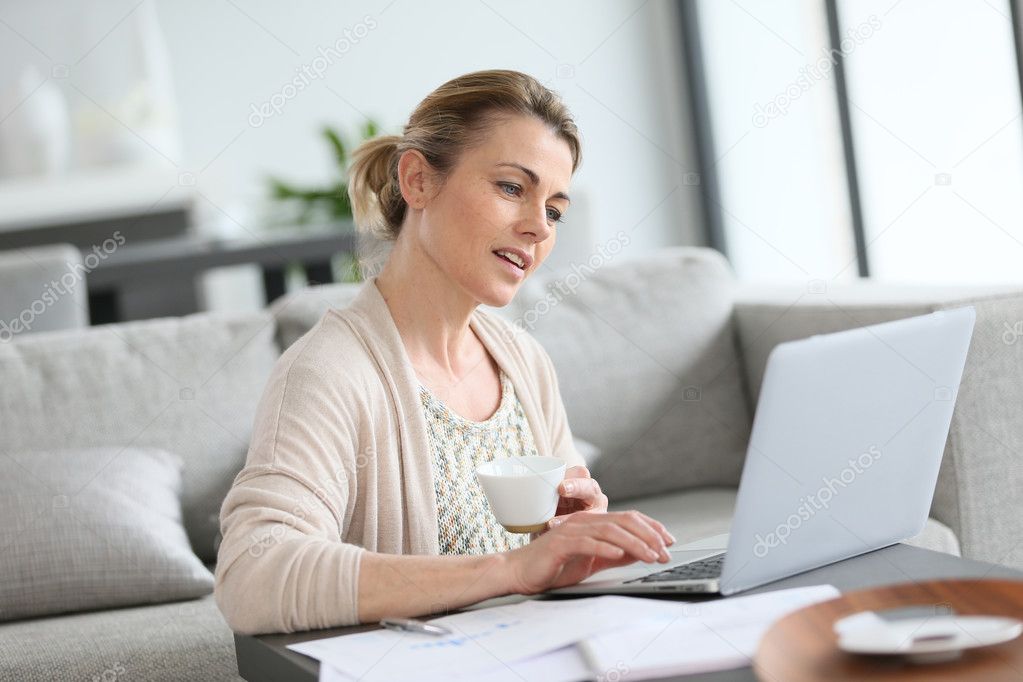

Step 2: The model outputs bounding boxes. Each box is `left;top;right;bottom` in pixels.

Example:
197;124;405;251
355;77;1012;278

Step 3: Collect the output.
410;114;574;308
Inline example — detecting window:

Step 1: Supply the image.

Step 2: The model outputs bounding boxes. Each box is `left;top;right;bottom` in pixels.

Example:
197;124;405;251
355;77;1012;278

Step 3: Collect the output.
696;0;858;282
691;0;1023;284
839;0;1023;283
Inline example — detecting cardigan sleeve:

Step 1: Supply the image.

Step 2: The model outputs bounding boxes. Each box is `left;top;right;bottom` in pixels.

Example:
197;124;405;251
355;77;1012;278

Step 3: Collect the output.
213;352;367;635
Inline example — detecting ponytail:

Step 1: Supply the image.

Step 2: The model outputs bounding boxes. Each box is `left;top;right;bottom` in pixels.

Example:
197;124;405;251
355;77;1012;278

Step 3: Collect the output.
347;135;405;241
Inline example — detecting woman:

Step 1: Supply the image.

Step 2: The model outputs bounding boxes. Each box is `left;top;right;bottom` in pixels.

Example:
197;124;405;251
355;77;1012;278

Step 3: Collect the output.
214;69;675;635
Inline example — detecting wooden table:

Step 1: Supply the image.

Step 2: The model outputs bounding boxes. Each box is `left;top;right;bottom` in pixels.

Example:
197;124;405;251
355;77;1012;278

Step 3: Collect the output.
234;544;1023;681
755;579;1023;681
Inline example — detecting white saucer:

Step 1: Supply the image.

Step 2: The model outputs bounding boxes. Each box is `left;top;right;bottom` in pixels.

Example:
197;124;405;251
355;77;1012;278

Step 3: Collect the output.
835;613;1022;664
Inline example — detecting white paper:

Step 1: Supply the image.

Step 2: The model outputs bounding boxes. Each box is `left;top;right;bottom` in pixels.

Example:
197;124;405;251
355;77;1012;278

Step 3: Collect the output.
293;586;840;682
579;585;840;679
319;645;592;682
289;596;679;682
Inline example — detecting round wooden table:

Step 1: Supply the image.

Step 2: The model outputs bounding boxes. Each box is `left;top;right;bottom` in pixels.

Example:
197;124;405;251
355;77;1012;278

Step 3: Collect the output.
754;579;1023;681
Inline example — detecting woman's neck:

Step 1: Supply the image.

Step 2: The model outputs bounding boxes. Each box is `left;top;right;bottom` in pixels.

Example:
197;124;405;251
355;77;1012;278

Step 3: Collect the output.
374;237;481;381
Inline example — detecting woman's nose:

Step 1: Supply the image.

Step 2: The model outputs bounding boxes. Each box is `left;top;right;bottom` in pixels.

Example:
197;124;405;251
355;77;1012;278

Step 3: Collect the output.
521;203;553;241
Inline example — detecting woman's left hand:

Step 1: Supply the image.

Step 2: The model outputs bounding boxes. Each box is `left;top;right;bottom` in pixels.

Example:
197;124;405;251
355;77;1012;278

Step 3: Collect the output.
546;466;608;530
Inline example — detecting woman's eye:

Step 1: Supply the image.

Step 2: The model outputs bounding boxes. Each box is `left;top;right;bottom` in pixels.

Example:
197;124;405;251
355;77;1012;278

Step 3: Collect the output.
498;182;563;224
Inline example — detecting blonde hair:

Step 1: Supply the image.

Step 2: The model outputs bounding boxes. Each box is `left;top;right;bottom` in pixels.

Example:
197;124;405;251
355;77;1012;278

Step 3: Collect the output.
347;69;582;241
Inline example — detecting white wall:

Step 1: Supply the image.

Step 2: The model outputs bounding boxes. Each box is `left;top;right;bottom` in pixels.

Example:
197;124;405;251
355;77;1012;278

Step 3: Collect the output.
156;1;704;254
1;0;706;309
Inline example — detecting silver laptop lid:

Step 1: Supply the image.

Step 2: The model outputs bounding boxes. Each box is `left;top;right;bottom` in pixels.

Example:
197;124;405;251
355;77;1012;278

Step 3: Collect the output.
720;306;976;595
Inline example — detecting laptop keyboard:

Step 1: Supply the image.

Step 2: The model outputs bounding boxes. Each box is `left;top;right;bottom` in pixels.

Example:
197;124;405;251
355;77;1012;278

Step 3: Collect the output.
624;552;726;583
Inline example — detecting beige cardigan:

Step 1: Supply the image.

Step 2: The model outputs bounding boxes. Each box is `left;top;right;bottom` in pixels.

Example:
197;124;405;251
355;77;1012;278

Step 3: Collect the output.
213;276;585;635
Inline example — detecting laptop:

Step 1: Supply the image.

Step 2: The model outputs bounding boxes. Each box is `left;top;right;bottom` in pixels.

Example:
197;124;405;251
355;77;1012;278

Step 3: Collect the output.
548;306;976;597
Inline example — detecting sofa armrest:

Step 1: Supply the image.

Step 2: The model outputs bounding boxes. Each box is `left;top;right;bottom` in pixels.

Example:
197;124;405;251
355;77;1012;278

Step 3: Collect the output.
0;243;88;338
731;281;1023;570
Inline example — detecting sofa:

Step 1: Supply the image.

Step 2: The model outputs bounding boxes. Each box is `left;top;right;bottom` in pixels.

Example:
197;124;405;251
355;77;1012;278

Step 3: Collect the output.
2;246;1022;681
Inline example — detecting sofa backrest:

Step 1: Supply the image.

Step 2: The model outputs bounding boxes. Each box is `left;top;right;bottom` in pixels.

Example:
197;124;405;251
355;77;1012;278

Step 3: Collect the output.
270;282;364;351
0;311;279;563
272;247;754;501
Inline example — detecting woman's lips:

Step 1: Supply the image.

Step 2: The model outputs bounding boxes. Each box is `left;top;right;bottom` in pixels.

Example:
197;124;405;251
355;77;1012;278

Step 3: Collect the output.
494;252;525;278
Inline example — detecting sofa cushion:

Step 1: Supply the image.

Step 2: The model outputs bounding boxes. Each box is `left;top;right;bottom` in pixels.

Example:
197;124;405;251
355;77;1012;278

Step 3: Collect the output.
0;312;280;563
610;487;960;557
733;284;1022;567
0;594;239;681
902;516;962;557
0;447;213;622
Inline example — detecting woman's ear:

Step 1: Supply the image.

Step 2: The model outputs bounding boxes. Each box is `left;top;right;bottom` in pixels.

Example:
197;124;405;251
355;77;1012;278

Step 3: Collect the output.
397;149;434;210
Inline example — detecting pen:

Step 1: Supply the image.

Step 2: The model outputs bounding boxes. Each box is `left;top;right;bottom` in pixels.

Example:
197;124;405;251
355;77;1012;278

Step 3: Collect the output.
379;617;452;636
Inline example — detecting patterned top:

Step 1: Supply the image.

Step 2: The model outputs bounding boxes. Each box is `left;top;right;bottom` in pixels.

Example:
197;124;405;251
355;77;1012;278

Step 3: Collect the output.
420;368;538;555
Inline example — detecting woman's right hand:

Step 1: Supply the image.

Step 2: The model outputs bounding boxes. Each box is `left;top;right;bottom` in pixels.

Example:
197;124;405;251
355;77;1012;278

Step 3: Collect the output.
501;510;676;595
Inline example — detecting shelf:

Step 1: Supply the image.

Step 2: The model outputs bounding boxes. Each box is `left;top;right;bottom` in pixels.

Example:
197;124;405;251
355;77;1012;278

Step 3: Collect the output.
0;163;194;233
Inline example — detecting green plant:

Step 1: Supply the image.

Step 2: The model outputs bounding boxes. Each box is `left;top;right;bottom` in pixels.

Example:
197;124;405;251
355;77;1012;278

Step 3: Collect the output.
267;119;380;226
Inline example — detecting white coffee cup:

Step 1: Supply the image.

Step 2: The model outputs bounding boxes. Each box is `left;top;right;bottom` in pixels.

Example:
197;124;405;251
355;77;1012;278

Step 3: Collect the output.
476;456;567;533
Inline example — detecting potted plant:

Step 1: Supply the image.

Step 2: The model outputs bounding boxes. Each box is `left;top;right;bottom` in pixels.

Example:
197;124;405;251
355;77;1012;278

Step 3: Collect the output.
265;120;381;282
